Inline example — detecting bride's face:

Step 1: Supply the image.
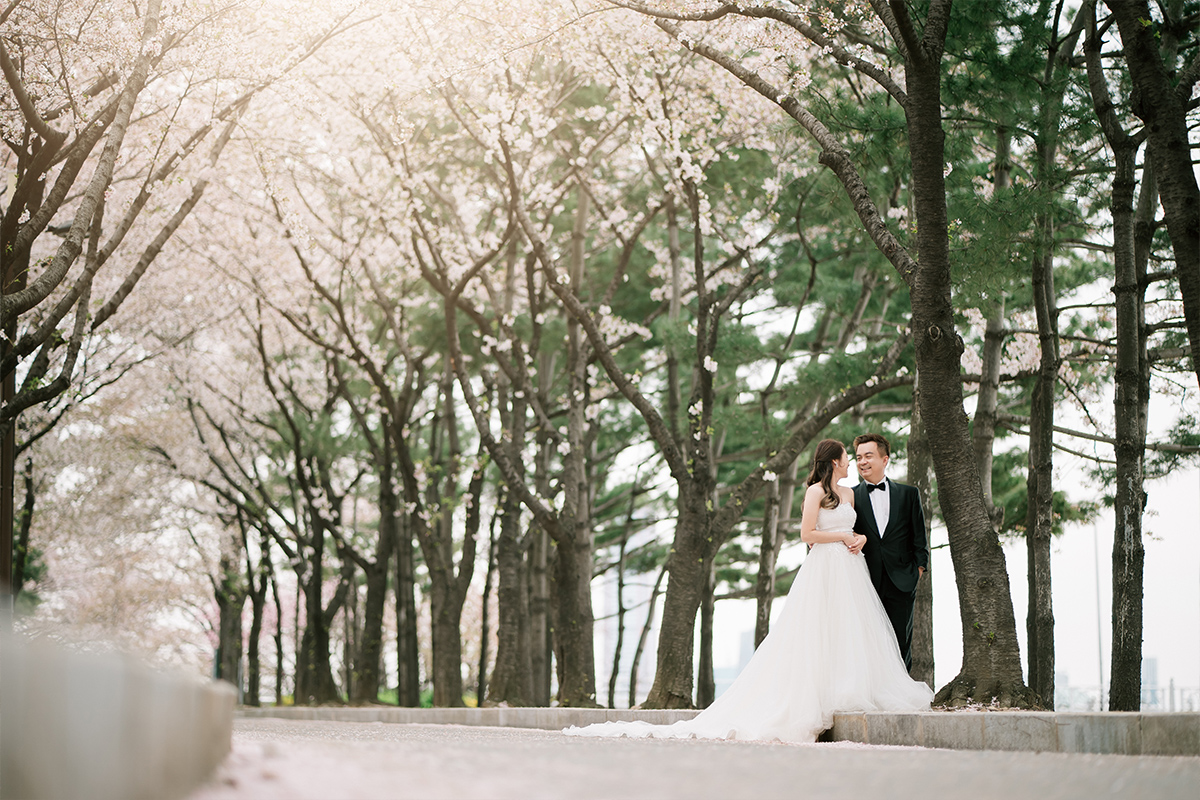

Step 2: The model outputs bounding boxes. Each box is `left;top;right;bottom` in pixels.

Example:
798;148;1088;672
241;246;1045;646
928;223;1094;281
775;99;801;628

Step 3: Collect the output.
832;451;849;480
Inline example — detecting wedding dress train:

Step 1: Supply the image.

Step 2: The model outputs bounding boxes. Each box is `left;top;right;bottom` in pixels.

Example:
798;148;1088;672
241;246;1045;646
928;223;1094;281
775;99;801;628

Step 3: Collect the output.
564;502;933;743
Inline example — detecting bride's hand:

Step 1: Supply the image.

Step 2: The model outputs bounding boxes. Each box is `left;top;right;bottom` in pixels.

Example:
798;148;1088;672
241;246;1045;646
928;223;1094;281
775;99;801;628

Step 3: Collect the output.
845;533;865;555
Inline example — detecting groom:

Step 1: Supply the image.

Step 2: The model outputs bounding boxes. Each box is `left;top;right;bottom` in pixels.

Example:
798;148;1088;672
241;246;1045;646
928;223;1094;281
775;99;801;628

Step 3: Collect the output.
852;433;928;672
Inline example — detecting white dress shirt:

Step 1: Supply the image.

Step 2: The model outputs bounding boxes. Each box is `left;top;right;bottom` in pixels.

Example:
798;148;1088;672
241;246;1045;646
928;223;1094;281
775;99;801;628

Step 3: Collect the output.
868;478;890;538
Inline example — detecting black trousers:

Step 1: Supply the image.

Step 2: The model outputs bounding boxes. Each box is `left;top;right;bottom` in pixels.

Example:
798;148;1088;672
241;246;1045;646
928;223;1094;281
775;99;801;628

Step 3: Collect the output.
878;568;916;672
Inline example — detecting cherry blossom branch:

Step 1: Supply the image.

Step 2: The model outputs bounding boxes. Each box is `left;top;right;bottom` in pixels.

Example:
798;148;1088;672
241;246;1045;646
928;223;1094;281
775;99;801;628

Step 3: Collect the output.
0;38;66;145
609;1;908;104
431;246;564;542
1;0;160;325
653;18;918;287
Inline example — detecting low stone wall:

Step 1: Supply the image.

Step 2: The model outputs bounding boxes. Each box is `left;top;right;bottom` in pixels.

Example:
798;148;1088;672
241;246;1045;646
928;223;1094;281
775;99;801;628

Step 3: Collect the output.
830;710;1200;755
239;706;1200;755
239;705;701;729
0;634;236;800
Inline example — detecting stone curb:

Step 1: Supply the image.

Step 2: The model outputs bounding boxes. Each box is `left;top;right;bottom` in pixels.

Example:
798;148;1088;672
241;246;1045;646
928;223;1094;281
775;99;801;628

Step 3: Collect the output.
830;711;1200;756
1;634;236;800
238;706;1200;755
238;705;701;729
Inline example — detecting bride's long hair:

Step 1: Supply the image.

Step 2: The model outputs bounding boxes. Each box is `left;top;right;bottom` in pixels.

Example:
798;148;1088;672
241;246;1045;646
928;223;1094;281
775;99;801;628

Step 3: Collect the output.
805;439;846;510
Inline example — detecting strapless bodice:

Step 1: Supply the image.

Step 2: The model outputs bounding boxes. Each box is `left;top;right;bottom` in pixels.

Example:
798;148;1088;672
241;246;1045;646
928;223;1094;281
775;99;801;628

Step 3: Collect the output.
814;501;857;533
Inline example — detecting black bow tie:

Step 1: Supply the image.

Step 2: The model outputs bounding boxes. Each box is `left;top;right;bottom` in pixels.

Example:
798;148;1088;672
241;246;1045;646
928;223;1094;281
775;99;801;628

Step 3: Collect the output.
868;482;887;492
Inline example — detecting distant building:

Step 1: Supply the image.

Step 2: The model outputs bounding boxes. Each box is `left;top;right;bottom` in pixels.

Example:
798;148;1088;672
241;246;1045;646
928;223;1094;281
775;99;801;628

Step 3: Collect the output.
1054;671;1100;711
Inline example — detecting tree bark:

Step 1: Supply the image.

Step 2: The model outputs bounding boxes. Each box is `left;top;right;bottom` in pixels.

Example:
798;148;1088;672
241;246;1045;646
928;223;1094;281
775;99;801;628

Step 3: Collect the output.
351;534;392;704
696;559;717;708
1108;139;1147;711
214;549;245;699
1024;7;1087;706
487;488;533;705
629;560;668;708
394;514;420;707
294;559;339;703
350;442;398;704
901;15;1034;707
1025;235;1057;707
244;528;271;707
907;384;935;688
552;184;599;707
11;456;34;601
1085;0;1154;712
754;473;783;648
643;482;712;708
478;509;498;705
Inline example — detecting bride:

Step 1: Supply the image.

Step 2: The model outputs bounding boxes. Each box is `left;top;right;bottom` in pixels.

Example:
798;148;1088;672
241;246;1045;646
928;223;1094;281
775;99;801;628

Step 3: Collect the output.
565;438;933;743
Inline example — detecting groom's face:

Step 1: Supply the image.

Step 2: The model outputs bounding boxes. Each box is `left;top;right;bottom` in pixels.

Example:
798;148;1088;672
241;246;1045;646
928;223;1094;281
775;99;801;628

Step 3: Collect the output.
855;442;889;484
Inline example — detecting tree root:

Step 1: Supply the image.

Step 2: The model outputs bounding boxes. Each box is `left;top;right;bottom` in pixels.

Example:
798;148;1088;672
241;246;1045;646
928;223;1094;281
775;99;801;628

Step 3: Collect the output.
933;673;1045;710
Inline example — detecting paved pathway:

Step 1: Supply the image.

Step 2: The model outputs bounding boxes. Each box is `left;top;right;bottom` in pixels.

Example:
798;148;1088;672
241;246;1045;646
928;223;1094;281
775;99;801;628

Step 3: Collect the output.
189;718;1200;799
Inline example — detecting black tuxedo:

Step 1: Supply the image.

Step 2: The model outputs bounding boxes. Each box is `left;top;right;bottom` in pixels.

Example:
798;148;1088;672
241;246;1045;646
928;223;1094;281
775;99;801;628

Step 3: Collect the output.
853;478;928;670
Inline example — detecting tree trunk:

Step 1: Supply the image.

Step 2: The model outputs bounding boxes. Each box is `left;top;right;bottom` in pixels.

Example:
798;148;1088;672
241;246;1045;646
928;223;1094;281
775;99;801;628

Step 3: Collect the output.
907;383;935;688
394;515;420;707
1108;141;1147;711
352;553;391;704
629;560;668;708
214;551;245;699
642;482;711;708
1106;0;1200;389
245;533;270;707
271;569;284;705
696;559;717;708
608;507;630;708
529;492;552;705
552;187;599;708
1025;237;1057;707
350;474;397;704
487;489;533;705
553;525;598;706
1025;169;1060;709
478;509;498;705
903;39;1034;707
11;456;34;603
754;473;783;648
1085;0;1155;712
428;580;466;707
294;528;338;704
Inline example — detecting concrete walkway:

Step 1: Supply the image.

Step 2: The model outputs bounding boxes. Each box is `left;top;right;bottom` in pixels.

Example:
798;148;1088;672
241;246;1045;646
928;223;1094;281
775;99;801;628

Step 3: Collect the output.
190;718;1200;800
239;706;1200;756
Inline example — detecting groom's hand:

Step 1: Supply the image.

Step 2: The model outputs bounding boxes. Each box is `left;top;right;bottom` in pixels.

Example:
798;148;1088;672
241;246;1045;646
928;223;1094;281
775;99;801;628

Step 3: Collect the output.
845;533;866;555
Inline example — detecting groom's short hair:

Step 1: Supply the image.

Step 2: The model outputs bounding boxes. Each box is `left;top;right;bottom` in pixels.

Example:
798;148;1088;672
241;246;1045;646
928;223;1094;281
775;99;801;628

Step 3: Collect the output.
854;432;890;457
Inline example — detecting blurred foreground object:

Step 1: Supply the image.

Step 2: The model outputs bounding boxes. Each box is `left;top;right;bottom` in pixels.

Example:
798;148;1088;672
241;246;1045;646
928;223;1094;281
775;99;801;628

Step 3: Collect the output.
0;633;234;799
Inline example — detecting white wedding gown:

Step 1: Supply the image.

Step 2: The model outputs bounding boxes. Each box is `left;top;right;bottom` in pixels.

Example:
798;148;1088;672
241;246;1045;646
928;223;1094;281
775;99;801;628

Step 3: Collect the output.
564;501;933;743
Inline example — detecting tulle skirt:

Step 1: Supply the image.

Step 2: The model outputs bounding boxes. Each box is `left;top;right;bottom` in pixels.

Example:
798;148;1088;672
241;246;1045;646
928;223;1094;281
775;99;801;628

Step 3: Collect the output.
564;542;933;743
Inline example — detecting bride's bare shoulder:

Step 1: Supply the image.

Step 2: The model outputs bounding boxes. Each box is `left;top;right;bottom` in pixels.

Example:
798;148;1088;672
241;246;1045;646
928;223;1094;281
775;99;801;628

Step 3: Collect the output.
839;488;855;507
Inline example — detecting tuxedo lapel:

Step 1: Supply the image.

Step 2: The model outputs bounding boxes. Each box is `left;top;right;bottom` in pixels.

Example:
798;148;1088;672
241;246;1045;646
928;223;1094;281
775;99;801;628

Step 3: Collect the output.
882;480;902;538
856;483;881;538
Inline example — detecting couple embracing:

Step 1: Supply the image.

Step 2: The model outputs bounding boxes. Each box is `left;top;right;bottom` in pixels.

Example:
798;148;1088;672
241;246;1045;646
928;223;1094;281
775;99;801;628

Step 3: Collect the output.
566;433;932;744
